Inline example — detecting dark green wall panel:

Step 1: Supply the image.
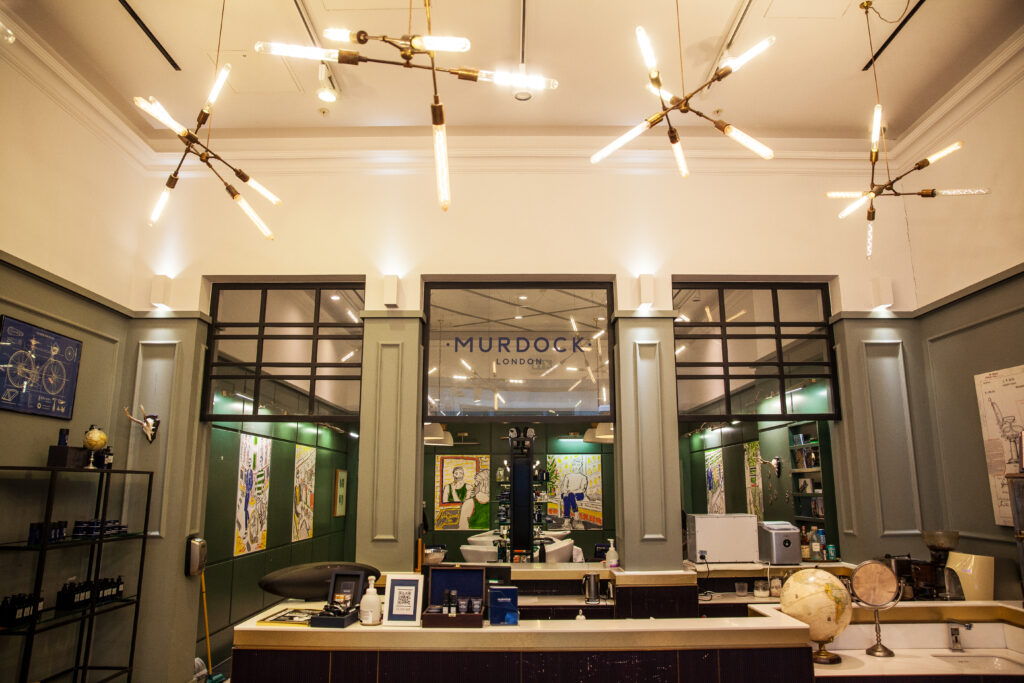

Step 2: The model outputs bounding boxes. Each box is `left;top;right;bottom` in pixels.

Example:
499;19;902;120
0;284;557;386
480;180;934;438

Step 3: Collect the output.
266;440;296;549
230;552;267;623
206;428;241;563
198;561;233;635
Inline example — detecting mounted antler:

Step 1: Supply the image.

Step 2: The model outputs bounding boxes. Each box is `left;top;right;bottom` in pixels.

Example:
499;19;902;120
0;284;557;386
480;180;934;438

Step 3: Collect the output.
123;405;160;443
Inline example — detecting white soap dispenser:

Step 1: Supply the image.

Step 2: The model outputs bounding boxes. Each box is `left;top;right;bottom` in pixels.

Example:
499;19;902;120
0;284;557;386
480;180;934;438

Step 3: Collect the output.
605;538;619;568
359;576;382;626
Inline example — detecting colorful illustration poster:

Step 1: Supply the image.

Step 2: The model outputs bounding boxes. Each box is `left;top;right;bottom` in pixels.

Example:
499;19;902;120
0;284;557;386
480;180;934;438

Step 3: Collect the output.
542;453;603;529
292;445;316;541
434;455;489;530
705;448;725;514
235;434;271;555
744;441;764;521
974;364;1024;526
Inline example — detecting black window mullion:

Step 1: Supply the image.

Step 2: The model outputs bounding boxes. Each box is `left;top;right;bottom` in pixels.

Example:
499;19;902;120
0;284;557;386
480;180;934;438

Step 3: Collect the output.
308;288;322;414
717;288;730;415
248;289;268;416
770;288;787;416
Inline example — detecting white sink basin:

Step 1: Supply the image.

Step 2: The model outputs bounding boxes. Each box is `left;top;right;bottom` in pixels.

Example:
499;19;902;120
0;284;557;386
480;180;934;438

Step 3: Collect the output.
459;538;575;563
467;529;571;546
932;654;1024;674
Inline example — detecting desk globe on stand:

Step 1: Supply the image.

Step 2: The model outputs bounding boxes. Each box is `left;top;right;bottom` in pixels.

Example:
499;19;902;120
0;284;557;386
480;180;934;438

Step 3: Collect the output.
779;568;852;664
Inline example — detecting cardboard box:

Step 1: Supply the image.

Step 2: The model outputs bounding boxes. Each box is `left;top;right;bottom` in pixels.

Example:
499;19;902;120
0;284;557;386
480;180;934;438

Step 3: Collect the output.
488;585;518;625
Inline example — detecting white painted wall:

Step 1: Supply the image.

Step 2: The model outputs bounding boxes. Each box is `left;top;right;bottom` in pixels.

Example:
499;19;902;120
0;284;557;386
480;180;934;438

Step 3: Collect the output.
1;30;1021;316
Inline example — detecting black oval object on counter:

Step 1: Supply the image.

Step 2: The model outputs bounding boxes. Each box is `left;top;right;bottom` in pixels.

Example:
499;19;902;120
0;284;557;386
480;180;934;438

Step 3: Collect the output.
258;562;380;601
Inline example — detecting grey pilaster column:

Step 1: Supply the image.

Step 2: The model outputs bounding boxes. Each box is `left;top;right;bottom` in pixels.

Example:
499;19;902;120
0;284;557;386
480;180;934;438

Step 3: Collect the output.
355;312;424;571
612;313;684;570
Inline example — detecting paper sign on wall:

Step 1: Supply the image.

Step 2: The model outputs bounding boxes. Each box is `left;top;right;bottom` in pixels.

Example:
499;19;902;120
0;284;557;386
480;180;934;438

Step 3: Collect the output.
974;364;1024;526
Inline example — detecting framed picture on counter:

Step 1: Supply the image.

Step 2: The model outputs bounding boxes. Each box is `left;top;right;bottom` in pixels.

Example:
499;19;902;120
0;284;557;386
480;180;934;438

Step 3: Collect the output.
383;573;423;626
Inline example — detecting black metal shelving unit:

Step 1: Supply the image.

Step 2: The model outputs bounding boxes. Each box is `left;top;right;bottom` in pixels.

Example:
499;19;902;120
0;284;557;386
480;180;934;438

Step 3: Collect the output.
0;465;152;683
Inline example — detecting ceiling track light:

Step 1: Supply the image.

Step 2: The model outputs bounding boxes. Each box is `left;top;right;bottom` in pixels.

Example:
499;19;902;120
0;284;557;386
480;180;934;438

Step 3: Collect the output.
591;24;775;170
255;0;557;212
828;2;988;254
134;64;280;238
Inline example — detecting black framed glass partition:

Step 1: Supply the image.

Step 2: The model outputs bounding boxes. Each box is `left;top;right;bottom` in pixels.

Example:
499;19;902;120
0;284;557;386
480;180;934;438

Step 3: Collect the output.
200;282;364;422
423;282;615;421
673;282;839;421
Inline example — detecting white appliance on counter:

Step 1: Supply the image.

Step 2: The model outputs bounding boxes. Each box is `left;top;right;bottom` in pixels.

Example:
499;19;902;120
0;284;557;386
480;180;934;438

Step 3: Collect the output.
687;514;759;563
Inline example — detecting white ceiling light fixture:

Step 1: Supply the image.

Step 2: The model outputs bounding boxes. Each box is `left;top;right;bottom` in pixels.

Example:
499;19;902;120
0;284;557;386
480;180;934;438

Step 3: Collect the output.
316;63;338;102
423;422;446;442
591;18;775;171
256;0;556;213
150;274;172;310
638;273;655;309
1;19;16;44
828;1;988;250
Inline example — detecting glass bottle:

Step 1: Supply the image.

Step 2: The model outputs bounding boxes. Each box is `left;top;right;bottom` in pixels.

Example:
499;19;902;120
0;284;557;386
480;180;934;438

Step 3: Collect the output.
800;525;810;561
809;525;822;561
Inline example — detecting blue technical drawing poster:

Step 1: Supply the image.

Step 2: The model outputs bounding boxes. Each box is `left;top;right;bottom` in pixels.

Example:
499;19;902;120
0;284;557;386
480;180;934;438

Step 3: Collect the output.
0;316;82;419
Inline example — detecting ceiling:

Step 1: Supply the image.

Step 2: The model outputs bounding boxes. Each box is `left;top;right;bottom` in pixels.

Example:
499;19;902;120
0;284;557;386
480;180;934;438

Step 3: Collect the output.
3;0;1023;147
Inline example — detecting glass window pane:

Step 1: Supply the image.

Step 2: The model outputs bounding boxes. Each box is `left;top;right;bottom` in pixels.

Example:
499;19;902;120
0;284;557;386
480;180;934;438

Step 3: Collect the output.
257;378;311;415
727;326;776;336
777;326;824;335
208;379;255;415
673;289;720;323
216;289;262;323
785;378;833;414
315;366;361;378
209;361;255;377
727;338;777;364
784;365;831;376
427;287;610;417
675;365;725;377
729;365;780;377
263;338;312;363
677;379;726;414
777;289;824;322
262;365;312;378
313;379;361;414
782;337;829;364
674;339;722;364
316;339;362;365
723;289;773;323
319;289;365;324
264;289;315;323
213;338;257;364
213;325;259;335
674;326;720;336
730;378;782;415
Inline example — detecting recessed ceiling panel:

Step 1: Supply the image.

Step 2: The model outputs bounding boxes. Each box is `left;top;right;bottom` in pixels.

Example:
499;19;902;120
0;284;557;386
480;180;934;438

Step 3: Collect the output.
765;0;854;20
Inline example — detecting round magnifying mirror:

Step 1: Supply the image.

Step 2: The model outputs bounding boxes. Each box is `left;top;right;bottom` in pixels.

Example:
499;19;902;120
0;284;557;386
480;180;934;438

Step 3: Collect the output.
851;560;901;657
851;560;900;606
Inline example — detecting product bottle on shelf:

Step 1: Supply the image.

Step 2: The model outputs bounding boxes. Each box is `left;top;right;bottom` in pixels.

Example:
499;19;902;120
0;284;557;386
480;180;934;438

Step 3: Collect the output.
817;529;827;560
358;576;382;626
809;525;822;561
800;526;810;561
605;539;619;568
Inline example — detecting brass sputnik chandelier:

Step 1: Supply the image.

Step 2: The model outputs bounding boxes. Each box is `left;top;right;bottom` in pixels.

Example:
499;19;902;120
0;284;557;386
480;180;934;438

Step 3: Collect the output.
255;0;557;212
134;67;281;240
590;23;776;174
828;1;988;256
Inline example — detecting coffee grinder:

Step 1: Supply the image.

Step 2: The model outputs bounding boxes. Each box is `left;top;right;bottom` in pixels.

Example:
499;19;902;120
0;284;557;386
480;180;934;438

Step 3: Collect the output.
911;530;963;600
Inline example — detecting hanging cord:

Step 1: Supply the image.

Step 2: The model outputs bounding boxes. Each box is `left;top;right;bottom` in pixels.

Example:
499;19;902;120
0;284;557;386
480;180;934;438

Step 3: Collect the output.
520;0;526;66
408;0;413;35
864;8;893;183
674;0;685;93
869;0;911;24
206;0;227;148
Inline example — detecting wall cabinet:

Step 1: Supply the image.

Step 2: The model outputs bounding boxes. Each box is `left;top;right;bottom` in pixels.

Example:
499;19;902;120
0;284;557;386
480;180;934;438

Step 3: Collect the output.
787;422;839;556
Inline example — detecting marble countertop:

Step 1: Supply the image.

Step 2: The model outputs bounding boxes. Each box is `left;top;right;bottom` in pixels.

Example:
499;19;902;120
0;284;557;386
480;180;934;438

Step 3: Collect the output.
814;649;1024;677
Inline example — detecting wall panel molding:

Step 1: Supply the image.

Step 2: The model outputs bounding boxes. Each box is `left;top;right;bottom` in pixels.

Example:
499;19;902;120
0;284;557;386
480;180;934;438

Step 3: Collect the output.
633;340;667;542
861;340;924;538
371;341;402;543
832;341;858;537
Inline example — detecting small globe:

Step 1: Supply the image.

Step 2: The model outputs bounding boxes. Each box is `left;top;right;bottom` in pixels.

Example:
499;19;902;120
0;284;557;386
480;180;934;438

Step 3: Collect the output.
83;426;108;451
780;568;852;644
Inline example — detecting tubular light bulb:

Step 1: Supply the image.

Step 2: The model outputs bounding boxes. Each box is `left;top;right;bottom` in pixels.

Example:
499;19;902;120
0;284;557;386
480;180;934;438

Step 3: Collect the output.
646;83;679;104
347;309;359;323
866;223;873;258
254;42;339;62
926;141;962;164
635;26;658;71
205;64;232;108
323;28;353;43
570;316;578;333
590;119;654;164
870;104;882;152
234;195;274;239
340;351;355;362
431;102;451;212
461;359;472;371
936;188;989;196
838;192;875;219
476;70;558;91
133;96;188;136
245;177;282;205
721;36;775;73
826;191;865;199
1;21;14;44
676;312;690;322
668;128;689;178
150;188;171;225
719;123;773;159
411;35;471;52
317;87;337;102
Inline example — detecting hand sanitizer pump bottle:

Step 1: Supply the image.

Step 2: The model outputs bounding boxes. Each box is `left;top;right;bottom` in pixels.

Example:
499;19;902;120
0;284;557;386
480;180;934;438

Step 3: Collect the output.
605;539;619;568
359;576;382;626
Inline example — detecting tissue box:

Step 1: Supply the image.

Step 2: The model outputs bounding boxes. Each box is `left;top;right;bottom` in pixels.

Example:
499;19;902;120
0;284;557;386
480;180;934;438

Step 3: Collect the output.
488;585;518;625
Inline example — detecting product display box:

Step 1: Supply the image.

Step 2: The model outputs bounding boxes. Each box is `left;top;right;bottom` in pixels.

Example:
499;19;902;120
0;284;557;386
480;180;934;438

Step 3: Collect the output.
488;585;518;625
308;569;366;629
47;445;91;468
422;565;486;628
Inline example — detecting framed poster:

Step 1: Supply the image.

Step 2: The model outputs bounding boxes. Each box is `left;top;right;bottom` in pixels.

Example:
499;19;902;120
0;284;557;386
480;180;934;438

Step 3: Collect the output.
0;315;82;420
235;434;271;556
383;573;423;626
292;445;316;541
974;364;1024;526
433;454;489;530
334;469;348;517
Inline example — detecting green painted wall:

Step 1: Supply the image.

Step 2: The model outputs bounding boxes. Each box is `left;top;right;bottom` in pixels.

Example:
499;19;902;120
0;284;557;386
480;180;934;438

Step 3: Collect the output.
197;421;356;668
421;423;615;562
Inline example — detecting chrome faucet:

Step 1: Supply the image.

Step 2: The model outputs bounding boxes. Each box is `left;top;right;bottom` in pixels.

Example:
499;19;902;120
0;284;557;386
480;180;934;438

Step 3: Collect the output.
947;619;973;652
